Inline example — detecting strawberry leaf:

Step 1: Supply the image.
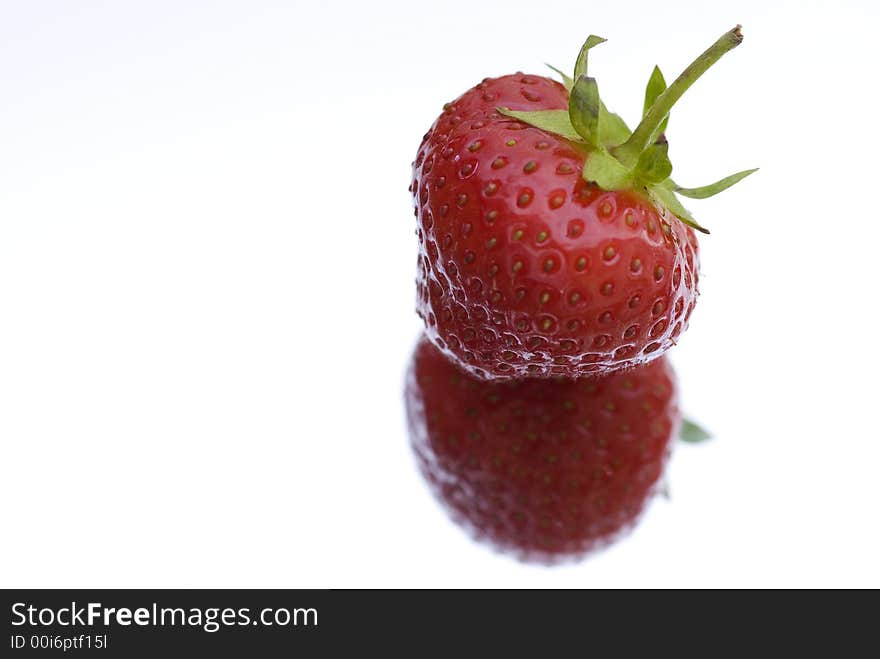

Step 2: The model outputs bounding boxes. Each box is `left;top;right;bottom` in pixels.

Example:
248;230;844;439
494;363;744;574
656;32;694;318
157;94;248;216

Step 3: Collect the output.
583;149;632;190
598;103;631;148
496;107;584;143
649;184;709;234
643;65;670;144
673;168;759;199
635;137;672;184
546;63;574;91
573;35;607;82
643;65;667;117
569;75;600;146
680;418;711;443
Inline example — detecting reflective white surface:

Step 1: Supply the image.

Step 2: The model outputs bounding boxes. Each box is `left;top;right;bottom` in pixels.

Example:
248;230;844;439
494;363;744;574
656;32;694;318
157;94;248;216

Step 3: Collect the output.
1;0;877;587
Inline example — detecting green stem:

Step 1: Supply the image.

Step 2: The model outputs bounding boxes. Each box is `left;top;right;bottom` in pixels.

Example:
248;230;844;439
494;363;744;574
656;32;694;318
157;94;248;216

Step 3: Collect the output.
613;25;743;168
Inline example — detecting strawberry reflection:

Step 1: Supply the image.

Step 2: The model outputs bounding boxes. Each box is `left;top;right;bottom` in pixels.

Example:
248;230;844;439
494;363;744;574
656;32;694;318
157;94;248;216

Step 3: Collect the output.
405;335;680;564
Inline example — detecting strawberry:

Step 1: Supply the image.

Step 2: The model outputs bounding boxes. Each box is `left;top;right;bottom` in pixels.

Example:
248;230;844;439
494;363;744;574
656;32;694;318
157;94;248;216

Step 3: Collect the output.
405;336;681;563
411;26;755;379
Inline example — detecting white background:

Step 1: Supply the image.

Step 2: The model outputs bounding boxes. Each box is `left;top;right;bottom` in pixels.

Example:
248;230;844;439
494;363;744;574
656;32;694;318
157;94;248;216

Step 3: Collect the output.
1;0;878;588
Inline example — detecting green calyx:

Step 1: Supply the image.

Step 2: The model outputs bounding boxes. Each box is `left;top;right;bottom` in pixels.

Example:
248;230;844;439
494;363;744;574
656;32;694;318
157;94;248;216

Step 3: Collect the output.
680;418;711;443
498;25;756;234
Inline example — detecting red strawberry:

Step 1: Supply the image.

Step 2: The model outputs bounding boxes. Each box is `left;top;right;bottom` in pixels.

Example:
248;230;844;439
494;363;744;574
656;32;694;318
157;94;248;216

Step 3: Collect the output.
411;27;754;379
405;336;680;563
